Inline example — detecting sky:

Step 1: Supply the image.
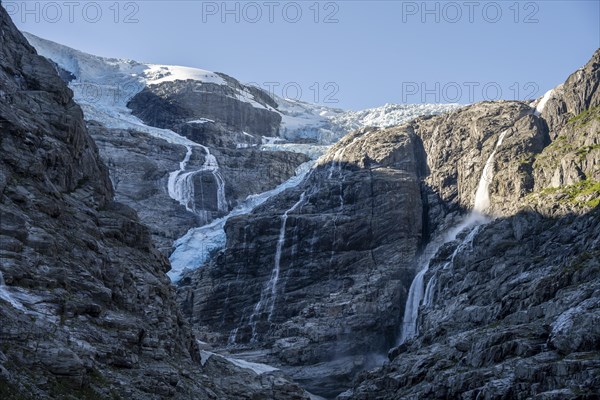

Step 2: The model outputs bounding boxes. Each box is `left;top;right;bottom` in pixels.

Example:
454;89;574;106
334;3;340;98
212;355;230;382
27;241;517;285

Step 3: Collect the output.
7;0;600;110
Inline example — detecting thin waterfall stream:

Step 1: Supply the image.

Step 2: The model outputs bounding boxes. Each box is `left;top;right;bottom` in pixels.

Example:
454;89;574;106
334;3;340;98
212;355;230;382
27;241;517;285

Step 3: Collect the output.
249;192;307;341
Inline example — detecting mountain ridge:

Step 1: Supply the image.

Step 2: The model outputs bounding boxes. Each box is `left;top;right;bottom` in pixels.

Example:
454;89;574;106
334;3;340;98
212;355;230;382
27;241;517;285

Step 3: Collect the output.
1;5;598;399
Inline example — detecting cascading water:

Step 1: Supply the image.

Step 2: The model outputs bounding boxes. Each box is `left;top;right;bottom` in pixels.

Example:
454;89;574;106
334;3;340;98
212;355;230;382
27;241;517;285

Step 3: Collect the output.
473;130;509;213
168;162;313;282
249;192;307;341
399;129;509;344
167;144;227;219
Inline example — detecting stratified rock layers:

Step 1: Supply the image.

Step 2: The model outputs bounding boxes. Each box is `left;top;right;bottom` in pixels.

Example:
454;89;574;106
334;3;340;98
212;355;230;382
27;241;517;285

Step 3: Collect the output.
180;50;600;398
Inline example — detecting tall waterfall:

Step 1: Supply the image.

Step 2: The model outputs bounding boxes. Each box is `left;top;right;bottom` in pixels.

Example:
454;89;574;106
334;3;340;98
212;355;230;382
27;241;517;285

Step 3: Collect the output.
473;130;509;213
249;192;307;341
167;144;227;219
399;130;508;344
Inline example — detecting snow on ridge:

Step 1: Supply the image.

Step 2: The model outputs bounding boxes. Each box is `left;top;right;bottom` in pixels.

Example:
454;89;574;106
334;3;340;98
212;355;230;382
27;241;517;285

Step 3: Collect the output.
330;103;463;132
144;64;225;86
23;32;263;114
25;32;462;148
274;97;463;145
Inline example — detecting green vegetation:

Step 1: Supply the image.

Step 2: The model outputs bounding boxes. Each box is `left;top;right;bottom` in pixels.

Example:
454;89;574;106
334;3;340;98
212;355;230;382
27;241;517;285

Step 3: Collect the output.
534;106;599;170
538;179;600;208
575;144;600;161
567;104;600;128
533;135;574;170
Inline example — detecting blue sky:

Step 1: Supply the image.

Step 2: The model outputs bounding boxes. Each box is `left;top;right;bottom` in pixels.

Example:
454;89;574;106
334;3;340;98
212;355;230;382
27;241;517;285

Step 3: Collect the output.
8;0;600;110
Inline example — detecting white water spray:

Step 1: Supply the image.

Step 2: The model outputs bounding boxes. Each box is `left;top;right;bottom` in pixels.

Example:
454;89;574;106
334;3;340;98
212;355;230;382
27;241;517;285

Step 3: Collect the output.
167;144;227;219
399;129;509;344
473;130;509;213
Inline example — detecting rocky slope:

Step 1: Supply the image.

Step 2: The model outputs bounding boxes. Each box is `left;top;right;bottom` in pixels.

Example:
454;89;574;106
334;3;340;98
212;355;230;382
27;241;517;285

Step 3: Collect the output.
0;6;311;399
179;50;600;398
340;50;600;399
88;122;308;254
179;125;426;397
127;75;282;147
24;32;312;258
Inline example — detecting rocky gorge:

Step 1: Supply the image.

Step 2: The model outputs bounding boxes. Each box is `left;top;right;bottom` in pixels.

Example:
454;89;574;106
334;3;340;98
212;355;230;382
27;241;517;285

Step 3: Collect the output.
0;1;599;399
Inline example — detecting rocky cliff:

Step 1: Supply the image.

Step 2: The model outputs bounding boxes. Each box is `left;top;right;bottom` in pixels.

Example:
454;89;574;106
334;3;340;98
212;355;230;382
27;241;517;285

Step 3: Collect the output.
179;50;600;398
23;32;312;260
127;75;282;148
0;6;311;399
179;125;426;396
340;49;600;400
88;122;308;255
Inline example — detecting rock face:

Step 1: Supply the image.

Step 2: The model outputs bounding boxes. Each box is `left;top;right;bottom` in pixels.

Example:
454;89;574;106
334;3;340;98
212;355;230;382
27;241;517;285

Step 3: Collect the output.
23;31;311;259
127;77;282;148
0;7;310;399
88;123;308;255
179;50;600;398
179;126;425;397
340;50;600;399
345;209;600;400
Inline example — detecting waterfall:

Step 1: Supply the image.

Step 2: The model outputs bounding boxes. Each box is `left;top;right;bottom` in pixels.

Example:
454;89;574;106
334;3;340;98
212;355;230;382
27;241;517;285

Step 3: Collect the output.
473;130;509;213
422;275;437;308
168;162;313;282
167;144;227;218
249;192;307;340
228;327;239;345
399;130;508;344
531;88;555;116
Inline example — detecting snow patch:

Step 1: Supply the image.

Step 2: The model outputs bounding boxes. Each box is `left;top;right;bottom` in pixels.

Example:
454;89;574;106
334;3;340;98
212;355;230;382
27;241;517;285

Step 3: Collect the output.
144;65;226;86
188;118;215;124
225;356;279;374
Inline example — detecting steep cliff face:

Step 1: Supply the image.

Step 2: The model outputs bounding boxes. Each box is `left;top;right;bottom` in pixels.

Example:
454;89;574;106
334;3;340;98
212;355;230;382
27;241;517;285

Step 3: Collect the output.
179;126;425;396
127;76;283;147
24;32;311;260
0;6;198;397
0;7;311;399
340;50;600;399
345;209;600;400
179;50;600;398
88;123;308;255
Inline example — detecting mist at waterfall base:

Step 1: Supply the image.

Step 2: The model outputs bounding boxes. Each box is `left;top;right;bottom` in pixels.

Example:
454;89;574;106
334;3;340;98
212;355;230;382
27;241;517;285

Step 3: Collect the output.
398;128;509;345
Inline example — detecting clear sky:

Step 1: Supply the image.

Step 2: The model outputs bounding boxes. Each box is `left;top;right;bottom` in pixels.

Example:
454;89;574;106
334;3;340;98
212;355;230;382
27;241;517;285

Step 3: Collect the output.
7;0;600;110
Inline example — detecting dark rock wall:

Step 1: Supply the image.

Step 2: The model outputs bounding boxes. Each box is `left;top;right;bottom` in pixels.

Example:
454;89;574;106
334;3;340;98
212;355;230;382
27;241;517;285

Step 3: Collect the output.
0;7;311;399
180;50;600;398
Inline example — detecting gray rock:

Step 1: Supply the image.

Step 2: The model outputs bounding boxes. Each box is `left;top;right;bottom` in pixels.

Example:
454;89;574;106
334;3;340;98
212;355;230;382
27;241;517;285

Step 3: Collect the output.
0;8;309;399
